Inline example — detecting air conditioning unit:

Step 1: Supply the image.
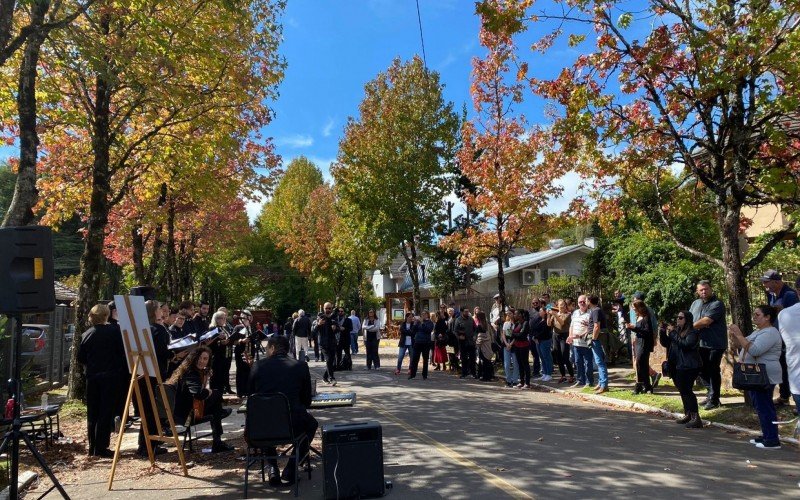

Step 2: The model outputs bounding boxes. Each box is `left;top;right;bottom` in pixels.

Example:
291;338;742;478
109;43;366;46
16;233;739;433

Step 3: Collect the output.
522;268;541;286
547;268;566;279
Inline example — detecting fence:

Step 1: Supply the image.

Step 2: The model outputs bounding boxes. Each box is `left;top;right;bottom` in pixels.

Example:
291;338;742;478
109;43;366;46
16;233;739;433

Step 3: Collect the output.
1;305;75;389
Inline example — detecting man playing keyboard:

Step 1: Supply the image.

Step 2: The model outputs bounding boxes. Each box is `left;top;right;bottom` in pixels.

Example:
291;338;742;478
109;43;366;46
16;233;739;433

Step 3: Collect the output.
248;335;318;487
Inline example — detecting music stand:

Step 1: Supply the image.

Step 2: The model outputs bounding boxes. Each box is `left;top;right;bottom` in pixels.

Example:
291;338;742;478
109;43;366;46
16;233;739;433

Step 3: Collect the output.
0;314;70;499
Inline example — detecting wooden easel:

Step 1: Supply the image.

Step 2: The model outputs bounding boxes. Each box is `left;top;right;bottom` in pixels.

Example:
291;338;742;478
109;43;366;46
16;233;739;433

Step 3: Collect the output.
108;296;188;490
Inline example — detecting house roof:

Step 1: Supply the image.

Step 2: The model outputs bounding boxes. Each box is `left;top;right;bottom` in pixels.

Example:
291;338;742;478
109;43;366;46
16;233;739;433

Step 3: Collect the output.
474;244;592;281
55;281;78;303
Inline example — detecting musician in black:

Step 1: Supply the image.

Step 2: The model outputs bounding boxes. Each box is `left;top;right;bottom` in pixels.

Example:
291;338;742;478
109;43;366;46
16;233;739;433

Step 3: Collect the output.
178;300;199;340
192;301;211;336
313;302;338;385
207;310;232;392
217;307;236;395
249;335;318;486
137;300;174;457
167;346;233;453
168;310;187;341
232;310;255;397
78;303;127;457
333;307;353;369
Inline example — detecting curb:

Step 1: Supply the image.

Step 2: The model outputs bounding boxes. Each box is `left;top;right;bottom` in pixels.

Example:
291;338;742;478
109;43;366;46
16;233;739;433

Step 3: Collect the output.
0;470;38;500
528;381;800;447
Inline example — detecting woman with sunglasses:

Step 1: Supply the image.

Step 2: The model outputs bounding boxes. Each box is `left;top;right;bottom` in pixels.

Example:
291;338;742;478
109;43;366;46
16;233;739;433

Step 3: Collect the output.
660;310;703;428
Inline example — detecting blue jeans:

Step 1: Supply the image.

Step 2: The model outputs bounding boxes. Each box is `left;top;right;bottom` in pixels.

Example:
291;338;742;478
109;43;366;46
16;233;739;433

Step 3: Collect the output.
575;346;594;386
591;340;608;388
750;386;779;445
537;339;553;377
503;347;519;384
397;345;413;371
350;332;359;354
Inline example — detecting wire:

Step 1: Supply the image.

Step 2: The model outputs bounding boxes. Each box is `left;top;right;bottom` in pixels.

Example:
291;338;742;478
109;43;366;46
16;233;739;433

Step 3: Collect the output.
415;0;427;68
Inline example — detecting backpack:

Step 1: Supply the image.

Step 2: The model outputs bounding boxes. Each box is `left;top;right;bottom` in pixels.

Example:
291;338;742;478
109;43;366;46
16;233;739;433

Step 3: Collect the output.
337;352;353;371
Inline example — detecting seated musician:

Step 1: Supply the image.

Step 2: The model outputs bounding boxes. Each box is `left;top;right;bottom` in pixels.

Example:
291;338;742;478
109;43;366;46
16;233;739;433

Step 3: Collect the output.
249;335;318;487
166;346;233;453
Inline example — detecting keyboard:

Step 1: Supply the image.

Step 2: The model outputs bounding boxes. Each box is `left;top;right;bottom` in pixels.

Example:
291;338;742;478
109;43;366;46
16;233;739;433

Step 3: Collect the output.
310;392;356;409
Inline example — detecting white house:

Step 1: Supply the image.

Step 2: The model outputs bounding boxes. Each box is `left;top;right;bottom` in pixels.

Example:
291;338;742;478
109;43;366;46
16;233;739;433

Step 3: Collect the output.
372;239;595;316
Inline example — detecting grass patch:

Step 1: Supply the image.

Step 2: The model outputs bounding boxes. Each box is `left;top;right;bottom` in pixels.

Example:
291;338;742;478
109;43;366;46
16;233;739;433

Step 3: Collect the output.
581;386;684;413
59;399;87;420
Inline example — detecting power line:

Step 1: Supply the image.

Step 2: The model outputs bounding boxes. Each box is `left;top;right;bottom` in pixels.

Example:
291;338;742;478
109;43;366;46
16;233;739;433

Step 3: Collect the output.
415;0;427;69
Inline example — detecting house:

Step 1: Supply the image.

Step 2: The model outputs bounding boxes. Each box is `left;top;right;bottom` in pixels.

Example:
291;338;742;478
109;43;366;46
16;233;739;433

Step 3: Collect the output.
372;239;595;319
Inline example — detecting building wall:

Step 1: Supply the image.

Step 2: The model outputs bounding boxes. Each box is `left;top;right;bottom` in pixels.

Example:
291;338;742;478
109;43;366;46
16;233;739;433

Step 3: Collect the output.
742;204;788;239
471;253;587;296
372;271;396;298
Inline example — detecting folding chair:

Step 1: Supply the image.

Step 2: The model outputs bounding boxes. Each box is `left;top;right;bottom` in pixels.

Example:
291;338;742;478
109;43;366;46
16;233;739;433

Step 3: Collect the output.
243;393;311;498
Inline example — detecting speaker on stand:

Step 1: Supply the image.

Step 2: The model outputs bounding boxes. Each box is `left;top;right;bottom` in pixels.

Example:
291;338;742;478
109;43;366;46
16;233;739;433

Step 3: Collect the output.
322;421;385;499
0;226;69;499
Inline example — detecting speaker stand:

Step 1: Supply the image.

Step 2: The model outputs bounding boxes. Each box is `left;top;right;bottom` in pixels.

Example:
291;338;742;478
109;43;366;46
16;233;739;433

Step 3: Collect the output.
4;314;70;499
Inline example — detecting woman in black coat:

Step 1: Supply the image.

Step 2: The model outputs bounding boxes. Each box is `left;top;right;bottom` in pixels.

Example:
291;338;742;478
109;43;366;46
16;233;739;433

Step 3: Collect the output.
660;310;703;428
626;300;654;394
167;346;233;452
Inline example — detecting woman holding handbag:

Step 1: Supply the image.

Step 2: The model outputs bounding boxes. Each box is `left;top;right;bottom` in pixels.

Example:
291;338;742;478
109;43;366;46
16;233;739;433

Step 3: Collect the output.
660;310;703;428
729;305;782;449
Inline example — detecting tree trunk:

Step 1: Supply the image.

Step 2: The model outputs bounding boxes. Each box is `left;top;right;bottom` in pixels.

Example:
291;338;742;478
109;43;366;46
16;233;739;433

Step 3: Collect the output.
165;197;177;302
400;241;421;313
496;253;506;312
131;223;146;283
67;14;112;401
2;2;48;227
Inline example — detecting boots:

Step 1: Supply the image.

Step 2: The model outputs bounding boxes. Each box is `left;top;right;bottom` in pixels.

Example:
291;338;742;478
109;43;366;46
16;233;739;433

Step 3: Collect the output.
685;412;703;428
675;414;691;424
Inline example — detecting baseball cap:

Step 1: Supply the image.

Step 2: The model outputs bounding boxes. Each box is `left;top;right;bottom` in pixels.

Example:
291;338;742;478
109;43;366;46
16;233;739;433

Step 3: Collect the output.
759;270;782;282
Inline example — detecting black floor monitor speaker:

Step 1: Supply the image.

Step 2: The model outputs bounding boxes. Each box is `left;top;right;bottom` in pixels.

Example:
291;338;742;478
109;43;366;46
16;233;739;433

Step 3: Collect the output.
322;421;384;499
0;226;55;313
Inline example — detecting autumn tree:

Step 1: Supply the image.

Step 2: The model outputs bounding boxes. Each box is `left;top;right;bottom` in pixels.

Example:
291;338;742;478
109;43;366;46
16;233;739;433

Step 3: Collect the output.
260;156;324;237
334;56;459;312
481;0;800;333
440;13;560;308
34;0;284;399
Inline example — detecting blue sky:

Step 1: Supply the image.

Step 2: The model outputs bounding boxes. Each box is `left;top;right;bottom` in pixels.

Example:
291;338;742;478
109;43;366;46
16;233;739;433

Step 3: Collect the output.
249;0;584;220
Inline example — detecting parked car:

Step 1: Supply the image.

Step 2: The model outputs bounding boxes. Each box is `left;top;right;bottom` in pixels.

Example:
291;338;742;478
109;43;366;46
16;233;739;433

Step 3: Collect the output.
19;324;50;373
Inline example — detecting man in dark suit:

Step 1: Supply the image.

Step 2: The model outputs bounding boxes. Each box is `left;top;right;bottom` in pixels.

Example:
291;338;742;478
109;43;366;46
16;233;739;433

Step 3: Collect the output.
249;335;318;486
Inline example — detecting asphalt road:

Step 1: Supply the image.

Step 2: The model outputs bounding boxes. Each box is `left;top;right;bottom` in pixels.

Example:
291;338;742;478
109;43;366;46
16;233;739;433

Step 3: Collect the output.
64;355;800;499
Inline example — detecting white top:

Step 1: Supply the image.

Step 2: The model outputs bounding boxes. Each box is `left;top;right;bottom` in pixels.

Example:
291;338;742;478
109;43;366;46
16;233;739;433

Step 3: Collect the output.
570;309;591;347
779;304;800;394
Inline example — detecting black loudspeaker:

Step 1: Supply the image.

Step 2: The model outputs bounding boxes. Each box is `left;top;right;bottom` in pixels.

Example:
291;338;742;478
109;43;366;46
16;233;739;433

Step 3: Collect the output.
322;421;385;499
130;285;157;301
0;226;55;314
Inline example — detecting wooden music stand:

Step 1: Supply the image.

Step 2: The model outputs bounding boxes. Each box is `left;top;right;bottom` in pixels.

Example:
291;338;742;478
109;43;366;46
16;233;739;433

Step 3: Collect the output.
108;296;187;490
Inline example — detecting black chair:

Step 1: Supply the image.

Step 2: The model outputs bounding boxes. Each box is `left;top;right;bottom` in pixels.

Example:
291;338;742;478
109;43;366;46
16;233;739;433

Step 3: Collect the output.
244;393;312;498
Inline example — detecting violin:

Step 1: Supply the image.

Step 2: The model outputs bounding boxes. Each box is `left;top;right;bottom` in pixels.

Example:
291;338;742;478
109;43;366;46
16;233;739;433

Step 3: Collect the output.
192;368;210;420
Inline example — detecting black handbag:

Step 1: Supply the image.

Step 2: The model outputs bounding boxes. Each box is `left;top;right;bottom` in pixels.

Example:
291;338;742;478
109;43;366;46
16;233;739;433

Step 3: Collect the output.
732;362;771;391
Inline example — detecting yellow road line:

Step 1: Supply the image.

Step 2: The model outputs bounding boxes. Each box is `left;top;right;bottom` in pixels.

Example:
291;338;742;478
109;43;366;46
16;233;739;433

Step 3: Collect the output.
363;400;534;500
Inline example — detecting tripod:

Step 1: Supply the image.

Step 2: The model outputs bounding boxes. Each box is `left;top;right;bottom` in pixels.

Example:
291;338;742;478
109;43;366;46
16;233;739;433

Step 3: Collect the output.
0;314;70;499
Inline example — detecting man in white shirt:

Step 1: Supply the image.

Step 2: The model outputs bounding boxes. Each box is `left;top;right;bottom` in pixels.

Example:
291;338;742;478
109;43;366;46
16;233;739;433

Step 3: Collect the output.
349;310;362;355
778;300;800;412
569;295;593;388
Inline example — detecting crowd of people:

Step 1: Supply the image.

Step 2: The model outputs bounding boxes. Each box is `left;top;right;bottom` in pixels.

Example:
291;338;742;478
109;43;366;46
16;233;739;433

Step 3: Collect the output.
76;268;800;465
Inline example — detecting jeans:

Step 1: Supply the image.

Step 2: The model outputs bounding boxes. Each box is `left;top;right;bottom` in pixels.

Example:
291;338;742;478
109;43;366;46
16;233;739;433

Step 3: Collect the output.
673;368;700;414
397;345;413;371
323;347;337;380
699;347;724;403
530;340;541;376
590;340;608;388
350;332;359;354
574;346;594;386
503;347;519;384
537;339;553;378
750;385;779;445
365;338;380;369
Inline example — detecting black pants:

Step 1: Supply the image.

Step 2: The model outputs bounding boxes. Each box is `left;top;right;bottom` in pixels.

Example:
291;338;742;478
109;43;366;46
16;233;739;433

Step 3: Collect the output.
673;367;700;414
86;374;119;454
203;389;226;442
365;338;380;369
635;349;653;391
223;355;233;392
460;342;476;377
137;377;160;450
323;347;337;380
235;354;251;397
478;349;494;381
699;347;724;403
553;335;574;377
210;356;227;391
410;341;431;378
312;333;320;361
515;345;531;385
266;411;319;476
779;346;791;399
530;341;541;376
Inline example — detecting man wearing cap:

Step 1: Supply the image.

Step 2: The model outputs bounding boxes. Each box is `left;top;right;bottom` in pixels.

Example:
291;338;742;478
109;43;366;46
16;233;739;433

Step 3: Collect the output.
689;280;727;410
761;270;799;406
